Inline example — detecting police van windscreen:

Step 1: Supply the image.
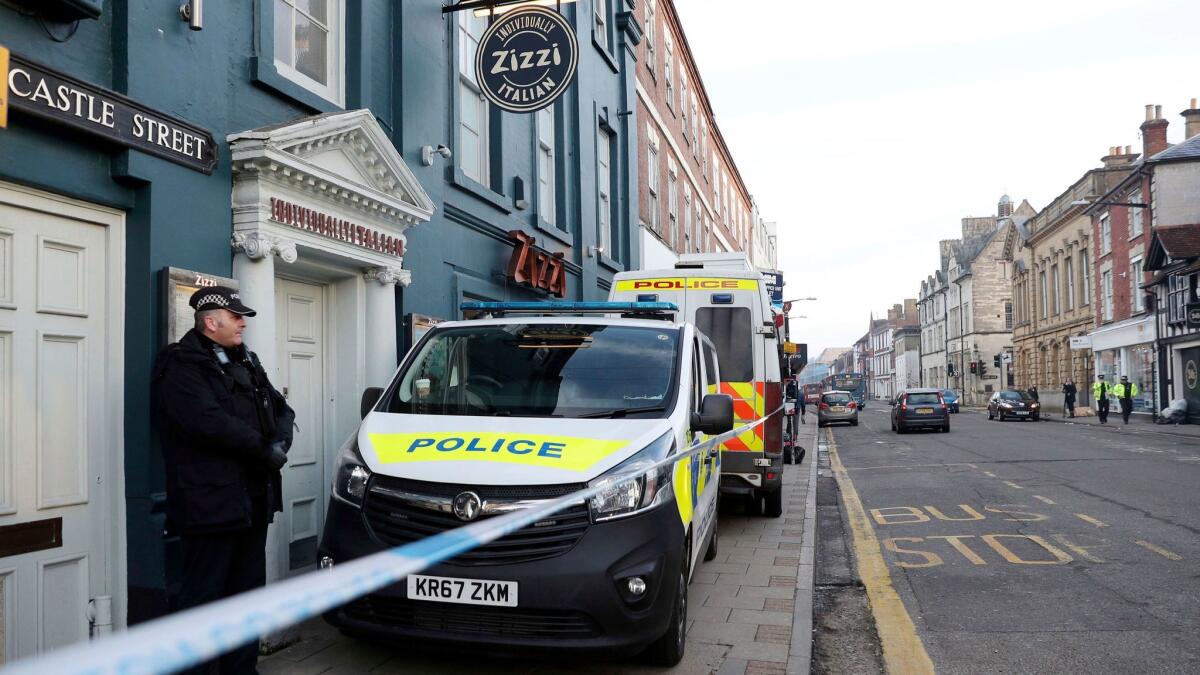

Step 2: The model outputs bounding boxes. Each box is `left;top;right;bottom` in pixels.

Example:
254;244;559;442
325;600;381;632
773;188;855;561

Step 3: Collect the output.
694;307;753;382
385;324;680;418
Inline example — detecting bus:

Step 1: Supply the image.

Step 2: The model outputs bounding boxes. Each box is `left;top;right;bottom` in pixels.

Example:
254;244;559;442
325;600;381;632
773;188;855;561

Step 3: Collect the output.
823;372;867;408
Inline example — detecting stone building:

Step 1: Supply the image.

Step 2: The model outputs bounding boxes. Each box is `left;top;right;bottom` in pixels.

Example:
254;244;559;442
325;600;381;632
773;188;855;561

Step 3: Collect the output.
945;197;1036;405
893;326;922;393
918;268;950;388
1008;152;1133;413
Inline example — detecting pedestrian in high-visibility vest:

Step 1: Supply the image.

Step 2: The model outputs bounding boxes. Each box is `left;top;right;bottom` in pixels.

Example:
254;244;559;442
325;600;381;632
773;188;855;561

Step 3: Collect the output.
1114;375;1140;425
1092;374;1111;424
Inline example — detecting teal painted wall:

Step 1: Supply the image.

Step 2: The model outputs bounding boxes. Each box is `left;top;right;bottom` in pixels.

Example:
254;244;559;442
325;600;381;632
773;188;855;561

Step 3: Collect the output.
0;0;639;622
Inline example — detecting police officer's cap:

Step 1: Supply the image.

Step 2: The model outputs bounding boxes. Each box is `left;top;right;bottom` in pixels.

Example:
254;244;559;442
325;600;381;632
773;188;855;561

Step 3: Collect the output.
189;286;257;317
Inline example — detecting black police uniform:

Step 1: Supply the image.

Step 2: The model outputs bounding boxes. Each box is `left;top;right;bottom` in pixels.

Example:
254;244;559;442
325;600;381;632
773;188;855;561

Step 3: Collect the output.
153;288;294;675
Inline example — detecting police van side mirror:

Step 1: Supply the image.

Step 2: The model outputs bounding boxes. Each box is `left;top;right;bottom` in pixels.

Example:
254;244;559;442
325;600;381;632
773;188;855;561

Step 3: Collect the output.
360;387;384;419
692;394;734;435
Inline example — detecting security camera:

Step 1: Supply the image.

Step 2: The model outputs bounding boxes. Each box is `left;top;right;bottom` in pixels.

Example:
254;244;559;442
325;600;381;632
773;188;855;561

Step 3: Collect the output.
421;144;453;166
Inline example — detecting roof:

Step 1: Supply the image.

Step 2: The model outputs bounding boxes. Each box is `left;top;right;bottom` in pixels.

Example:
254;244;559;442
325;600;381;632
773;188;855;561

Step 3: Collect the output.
1145;223;1200;270
1149;133;1200;164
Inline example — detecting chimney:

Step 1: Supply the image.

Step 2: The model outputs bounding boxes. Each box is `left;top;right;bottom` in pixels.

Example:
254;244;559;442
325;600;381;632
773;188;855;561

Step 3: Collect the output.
1141;103;1169;158
939;239;960;270
1101;144;1137;168
1182;98;1200;140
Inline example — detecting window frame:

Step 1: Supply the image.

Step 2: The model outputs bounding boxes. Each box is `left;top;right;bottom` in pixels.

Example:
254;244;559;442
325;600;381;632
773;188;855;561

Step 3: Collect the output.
1080;250;1091;306
596;125;614;258
1051;263;1060;315
1100;212;1111;255
1130;256;1144;312
1064;255;1074;310
454;11;496;195
255;0;346;111
647;131;661;235
1129;192;1143;239
594;0;609;52
1102;269;1114;321
535;106;559;231
643;0;657;78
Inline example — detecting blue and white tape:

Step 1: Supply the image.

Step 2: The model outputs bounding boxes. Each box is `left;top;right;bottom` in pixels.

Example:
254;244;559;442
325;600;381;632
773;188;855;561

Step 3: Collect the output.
2;411;781;675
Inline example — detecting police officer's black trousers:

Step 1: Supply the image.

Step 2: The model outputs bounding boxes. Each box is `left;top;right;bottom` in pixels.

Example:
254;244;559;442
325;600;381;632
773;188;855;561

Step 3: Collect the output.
1097;399;1109;423
1121;398;1133;424
177;525;269;675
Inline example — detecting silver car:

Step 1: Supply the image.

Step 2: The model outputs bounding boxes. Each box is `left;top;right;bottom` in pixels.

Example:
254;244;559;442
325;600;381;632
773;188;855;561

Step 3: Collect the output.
817;390;859;427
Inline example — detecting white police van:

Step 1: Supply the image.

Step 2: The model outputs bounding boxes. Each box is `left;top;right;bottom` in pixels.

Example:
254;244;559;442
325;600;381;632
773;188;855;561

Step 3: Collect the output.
609;253;788;517
318;302;733;665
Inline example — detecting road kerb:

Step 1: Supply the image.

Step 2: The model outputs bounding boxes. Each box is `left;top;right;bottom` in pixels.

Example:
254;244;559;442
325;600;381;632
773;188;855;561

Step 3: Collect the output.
825;427;935;675
786;423;820;675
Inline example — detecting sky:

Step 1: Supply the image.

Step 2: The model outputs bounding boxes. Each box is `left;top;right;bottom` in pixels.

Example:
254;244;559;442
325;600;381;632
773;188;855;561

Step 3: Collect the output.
673;0;1200;359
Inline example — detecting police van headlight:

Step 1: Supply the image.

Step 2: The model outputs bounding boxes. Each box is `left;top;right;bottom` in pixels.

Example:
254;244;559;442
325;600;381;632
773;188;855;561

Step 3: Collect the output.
332;436;372;508
588;432;675;522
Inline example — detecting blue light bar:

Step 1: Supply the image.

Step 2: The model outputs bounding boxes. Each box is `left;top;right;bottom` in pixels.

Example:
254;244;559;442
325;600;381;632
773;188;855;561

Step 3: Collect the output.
461;301;679;315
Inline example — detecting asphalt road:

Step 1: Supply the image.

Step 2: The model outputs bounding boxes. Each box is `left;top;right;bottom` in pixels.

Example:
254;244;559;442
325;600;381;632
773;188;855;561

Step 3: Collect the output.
826;406;1200;674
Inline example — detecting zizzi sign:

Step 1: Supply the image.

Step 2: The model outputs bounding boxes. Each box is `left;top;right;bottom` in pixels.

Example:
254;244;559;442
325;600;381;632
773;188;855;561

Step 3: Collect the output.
6;53;217;174
507;230;565;297
476;7;578;113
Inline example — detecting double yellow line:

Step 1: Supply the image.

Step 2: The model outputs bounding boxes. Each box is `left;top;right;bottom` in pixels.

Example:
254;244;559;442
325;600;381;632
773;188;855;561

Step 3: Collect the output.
825;427;935;674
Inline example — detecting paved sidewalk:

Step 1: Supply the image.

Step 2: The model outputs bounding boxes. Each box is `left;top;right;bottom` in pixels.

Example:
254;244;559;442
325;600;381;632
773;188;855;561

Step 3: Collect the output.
258;427;821;675
962;406;1200;439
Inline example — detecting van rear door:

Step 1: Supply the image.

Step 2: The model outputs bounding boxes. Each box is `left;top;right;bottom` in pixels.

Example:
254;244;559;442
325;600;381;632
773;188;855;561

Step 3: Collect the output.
693;305;763;455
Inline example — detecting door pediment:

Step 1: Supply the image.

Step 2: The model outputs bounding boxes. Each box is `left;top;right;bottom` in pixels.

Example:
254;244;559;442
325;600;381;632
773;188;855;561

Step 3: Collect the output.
229;110;435;226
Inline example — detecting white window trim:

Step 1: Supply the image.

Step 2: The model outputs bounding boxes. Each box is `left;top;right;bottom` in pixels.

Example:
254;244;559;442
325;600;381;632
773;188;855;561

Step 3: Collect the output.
594;0;608;50
1130;256;1144;312
537;108;556;227
1100;212;1111;255
1129;191;1144;239
273;0;346;106
597;127;612;254
1102;270;1114;321
1064;256;1074;310
457;11;489;185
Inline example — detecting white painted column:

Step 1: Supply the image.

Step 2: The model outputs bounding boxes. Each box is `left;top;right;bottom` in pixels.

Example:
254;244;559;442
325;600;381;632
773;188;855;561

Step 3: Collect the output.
364;266;411;386
231;231;298;651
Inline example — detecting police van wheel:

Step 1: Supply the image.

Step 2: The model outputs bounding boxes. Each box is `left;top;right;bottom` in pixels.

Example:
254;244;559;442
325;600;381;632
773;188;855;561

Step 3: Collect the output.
646;560;688;666
703;517;719;561
764;487;783;518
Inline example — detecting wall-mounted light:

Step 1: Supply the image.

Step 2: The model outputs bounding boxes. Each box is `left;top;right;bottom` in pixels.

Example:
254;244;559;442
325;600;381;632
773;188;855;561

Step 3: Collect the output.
587;245;605;258
179;0;203;30
421;144;452;166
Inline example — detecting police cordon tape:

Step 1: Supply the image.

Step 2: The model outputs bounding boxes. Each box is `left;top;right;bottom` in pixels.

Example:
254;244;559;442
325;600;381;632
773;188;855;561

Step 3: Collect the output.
3;407;785;675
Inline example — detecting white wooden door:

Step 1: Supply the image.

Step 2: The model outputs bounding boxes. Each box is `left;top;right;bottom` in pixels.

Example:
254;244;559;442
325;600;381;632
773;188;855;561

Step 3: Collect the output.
274;279;327;574
0;201;110;662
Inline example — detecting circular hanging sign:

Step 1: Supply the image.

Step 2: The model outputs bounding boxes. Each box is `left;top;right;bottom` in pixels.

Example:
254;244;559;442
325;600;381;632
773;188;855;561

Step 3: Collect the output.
475;6;578;114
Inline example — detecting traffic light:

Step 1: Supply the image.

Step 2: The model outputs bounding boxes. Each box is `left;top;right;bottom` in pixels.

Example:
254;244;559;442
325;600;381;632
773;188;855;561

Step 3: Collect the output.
978;361;987;376
969;361;977;374
993;354;1002;368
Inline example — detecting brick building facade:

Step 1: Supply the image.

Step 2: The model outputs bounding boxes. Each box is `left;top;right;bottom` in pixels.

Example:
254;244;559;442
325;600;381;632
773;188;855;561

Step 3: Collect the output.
635;0;757;267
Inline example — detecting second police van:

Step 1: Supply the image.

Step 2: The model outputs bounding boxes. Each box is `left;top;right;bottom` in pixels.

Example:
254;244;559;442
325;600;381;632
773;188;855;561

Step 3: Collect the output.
318;302;733;665
609;253;787;517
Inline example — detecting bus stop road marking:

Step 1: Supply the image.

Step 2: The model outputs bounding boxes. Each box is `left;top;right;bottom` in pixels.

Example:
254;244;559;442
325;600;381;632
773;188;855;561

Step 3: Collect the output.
1134;540;1183;561
1074;513;1109;528
1034;495;1056;505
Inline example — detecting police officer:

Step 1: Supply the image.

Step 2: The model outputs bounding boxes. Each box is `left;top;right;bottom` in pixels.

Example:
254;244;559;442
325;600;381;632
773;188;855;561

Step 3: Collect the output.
1092;374;1111;424
1114;375;1140;425
153;286;294;674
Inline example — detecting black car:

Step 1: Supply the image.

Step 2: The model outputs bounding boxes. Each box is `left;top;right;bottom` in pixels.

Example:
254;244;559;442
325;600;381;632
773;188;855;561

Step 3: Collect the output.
987;389;1041;421
890;388;950;433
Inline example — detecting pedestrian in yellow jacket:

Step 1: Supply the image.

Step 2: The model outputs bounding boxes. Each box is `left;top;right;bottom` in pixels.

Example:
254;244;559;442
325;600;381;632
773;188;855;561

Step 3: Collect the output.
1092;375;1111;424
1114;376;1139;425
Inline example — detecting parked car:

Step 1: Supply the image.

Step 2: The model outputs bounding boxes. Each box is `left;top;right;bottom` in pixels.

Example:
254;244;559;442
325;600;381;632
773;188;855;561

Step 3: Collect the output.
941;389;960;413
817;390;859;427
987;389;1041;421
891;389;950;433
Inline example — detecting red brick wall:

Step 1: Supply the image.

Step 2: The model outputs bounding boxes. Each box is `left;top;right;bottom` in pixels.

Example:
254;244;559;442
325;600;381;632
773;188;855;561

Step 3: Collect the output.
634;0;753;255
1092;174;1152;326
